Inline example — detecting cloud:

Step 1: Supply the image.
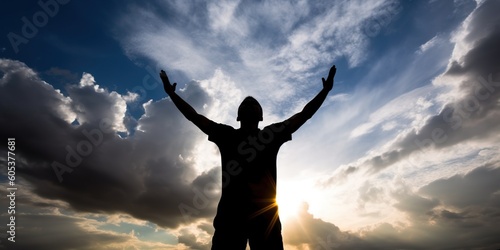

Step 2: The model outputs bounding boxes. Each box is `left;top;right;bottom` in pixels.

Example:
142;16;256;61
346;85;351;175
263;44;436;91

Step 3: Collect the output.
416;35;443;54
275;0;400;74
68;72;130;132
177;228;211;250
383;164;500;249
395;0;500;159
0;185;181;250
349;84;438;138
283;202;368;249
285;164;500;250
419;165;500;209
0;58;221;231
8;213;131;250
322;0;500;184
44;67;79;83
115;0;402;107
357;181;386;211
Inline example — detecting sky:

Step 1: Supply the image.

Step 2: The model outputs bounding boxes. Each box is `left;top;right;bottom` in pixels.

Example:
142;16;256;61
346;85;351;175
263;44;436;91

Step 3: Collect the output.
0;0;499;249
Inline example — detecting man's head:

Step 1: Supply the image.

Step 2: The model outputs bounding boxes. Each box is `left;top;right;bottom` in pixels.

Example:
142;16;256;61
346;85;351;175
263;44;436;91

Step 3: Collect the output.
237;96;263;122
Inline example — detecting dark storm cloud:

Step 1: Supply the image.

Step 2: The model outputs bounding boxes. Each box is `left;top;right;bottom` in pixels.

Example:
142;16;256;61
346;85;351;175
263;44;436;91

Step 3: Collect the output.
0;58;220;229
0;186;179;249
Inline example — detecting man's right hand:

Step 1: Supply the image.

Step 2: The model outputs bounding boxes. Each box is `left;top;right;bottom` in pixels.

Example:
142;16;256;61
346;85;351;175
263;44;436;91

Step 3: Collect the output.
160;70;177;94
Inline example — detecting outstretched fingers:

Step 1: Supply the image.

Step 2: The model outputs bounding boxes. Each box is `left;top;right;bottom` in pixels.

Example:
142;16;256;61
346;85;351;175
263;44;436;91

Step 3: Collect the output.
321;65;336;91
328;65;336;81
160;69;176;93
160;70;170;83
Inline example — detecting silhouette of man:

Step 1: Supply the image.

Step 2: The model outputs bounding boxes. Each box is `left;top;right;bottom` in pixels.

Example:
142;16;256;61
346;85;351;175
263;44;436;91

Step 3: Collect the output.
160;65;336;250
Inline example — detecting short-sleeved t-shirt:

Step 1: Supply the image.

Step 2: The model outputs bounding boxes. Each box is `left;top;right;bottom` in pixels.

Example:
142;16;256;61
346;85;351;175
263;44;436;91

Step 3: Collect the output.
207;122;292;217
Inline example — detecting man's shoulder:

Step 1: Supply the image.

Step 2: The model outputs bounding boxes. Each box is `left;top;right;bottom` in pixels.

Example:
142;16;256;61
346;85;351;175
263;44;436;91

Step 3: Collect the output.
212;123;236;131
263;121;289;133
262;121;292;143
207;123;236;142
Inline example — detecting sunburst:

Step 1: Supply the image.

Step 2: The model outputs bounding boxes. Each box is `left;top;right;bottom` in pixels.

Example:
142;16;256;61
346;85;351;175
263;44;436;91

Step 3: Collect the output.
276;180;309;221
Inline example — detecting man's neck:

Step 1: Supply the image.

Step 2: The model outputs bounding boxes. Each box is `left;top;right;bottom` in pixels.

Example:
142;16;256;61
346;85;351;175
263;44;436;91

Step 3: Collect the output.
240;121;259;132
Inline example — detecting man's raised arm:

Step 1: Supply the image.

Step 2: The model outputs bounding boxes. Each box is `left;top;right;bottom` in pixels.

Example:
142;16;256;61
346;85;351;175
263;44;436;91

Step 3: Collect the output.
159;70;213;134
285;65;336;134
